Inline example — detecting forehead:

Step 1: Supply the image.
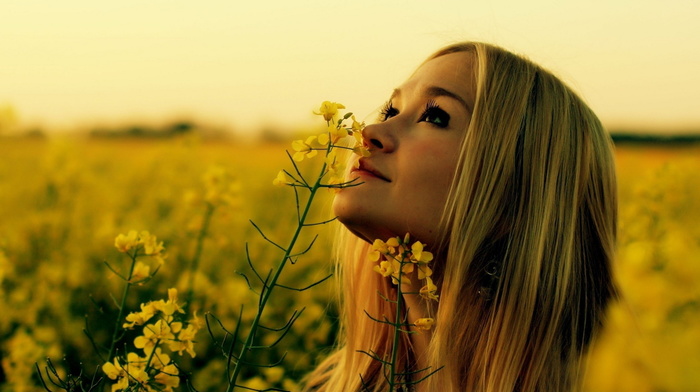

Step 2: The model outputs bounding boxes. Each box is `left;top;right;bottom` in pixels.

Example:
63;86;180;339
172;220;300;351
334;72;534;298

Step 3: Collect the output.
397;51;476;110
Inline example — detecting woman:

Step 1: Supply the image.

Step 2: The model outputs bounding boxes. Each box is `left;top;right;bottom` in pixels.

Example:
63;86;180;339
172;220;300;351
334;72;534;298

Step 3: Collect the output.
304;41;617;392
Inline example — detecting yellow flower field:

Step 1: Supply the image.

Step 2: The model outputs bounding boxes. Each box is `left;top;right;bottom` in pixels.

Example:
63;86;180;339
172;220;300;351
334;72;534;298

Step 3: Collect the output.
0;136;698;391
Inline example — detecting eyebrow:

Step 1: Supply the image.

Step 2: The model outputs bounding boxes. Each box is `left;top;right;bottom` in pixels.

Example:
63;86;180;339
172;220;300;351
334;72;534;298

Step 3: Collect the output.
391;86;472;114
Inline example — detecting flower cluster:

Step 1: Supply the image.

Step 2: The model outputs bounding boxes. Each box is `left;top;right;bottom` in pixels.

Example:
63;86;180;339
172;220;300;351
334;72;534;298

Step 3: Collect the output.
103;288;203;392
184;165;241;209
274;101;369;189
370;234;439;303
102;349;179;392
114;230;166;283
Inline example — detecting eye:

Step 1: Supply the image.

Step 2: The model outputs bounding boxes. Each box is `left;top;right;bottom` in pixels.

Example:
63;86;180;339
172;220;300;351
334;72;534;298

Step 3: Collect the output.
419;100;450;128
378;100;399;122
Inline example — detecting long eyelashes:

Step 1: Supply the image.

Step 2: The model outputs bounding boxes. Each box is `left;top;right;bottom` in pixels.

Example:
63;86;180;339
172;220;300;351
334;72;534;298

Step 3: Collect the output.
420;99;450;128
378;99;450;128
378;100;398;122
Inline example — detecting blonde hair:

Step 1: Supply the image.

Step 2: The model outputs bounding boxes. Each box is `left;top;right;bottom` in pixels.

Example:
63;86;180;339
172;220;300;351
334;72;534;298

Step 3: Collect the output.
303;42;617;392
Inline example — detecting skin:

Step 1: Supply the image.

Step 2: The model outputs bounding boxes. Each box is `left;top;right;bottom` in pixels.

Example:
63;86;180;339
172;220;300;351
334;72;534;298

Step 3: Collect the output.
333;52;477;381
333;51;476;248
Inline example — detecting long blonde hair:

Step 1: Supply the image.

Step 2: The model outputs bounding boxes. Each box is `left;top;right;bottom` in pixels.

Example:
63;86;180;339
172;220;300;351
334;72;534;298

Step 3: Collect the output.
303;42;617;392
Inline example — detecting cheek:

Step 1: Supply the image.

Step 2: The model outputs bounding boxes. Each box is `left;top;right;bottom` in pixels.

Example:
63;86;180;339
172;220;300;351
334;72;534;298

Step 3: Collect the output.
403;143;460;193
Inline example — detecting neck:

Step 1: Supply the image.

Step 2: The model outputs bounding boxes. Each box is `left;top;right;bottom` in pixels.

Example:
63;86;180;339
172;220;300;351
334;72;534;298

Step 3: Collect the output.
401;281;436;390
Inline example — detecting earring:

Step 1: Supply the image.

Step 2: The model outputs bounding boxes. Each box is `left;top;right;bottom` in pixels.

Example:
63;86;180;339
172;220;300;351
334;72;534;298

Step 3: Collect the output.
478;260;500;300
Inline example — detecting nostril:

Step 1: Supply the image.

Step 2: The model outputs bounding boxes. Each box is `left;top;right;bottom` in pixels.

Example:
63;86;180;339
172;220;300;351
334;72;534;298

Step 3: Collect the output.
369;138;383;149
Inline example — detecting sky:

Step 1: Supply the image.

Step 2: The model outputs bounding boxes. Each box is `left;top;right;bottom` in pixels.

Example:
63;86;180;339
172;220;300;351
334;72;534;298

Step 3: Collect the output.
1;0;699;135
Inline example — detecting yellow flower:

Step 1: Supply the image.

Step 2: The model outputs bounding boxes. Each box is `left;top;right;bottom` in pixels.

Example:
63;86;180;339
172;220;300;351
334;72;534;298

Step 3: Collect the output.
373;260;395;277
149;348;171;370
189;311;205;330
410;241;433;264
153;288;185;316
114;231;139;253
123;302;158;329
352;144;371;157
386;237;400;248
154;363;180;390
102;357;125;380
351;115;365;132
372;238;398;255
351;126;371;157
414;317;435;331
201;165;241;207
134;320;174;354
102;358;129;392
328;122;348;141
273;170;291;187
169;323;198;357
126;367;150;390
419;276;439;301
317;131;330;146
139;231;164;256
324;150;347;187
417;264;433;280
126;352;148;370
292;136;319;162
314;101;346;123
129;261;150;283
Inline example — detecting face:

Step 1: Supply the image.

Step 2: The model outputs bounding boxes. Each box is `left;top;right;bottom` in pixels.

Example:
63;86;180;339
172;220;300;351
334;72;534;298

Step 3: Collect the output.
333;51;476;247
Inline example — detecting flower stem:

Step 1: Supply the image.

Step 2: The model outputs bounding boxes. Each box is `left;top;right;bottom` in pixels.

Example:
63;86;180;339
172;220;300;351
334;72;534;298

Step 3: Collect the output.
225;162;328;392
185;202;216;312
107;251;138;362
389;258;405;390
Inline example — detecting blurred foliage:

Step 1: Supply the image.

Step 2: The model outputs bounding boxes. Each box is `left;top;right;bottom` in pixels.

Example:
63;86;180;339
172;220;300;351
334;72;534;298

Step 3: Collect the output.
0;137;698;391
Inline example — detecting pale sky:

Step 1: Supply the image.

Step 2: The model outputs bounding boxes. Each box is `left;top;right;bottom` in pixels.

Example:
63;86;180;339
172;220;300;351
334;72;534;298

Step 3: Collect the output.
1;0;699;134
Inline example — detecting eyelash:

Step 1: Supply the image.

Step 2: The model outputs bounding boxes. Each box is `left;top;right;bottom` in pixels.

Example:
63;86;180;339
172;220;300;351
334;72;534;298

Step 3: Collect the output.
420;100;450;128
378;100;398;122
378;100;451;128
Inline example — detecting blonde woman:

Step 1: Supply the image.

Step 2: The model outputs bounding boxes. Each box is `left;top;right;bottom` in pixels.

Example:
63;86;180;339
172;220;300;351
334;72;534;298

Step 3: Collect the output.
304;42;617;392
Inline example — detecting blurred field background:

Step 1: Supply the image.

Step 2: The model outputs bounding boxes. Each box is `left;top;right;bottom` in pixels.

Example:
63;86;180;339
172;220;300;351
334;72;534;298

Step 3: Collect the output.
0;132;698;391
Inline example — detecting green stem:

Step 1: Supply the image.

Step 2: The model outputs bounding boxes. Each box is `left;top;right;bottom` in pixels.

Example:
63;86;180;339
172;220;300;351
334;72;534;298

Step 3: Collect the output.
107;251;138;362
389;257;406;390
225;162;328;392
185;202;216;312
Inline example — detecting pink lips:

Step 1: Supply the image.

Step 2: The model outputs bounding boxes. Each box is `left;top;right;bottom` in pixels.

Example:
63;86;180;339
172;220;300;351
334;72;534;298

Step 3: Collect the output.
352;159;391;182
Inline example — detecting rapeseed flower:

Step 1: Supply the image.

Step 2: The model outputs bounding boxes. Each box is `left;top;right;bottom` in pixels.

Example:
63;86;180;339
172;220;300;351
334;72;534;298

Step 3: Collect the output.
373;260;395;277
292;136;319;162
114;230;139;253
414;317;435;331
324;150;347;187
417;264;433;280
201;165;241;207
114;230;166;264
153;288;185;317
351;115;365;132
327;121;349;142
169;323;199;357
410;241;433;264
314;101;346;123
134;320;175;354
130;261;151;283
154;363;180;390
419;276;439;301
273;170;292;187
139;231;164;256
371;235;439;301
124;302;158;328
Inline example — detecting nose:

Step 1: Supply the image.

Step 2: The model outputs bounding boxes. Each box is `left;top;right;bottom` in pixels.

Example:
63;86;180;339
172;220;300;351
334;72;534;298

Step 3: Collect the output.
362;122;396;153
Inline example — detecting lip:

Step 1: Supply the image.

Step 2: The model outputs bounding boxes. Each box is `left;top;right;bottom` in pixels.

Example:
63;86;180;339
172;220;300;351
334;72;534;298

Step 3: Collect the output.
351;159;391;182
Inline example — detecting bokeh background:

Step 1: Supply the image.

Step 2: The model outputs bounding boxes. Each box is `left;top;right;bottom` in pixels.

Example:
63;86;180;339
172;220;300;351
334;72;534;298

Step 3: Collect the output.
1;1;699;391
2;0;699;135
